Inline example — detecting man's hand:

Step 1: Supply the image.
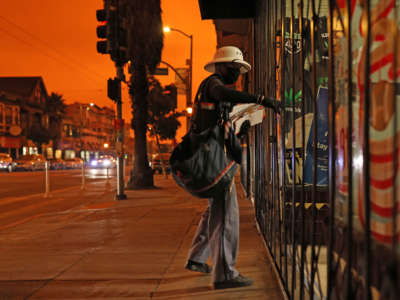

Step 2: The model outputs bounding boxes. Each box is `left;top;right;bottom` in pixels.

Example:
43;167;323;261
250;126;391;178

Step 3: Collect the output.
238;120;251;138
257;96;282;114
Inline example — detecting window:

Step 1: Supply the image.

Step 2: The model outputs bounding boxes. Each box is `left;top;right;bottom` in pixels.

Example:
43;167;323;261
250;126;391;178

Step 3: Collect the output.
34;86;40;103
13;107;20;125
5;106;12;124
0;104;3;124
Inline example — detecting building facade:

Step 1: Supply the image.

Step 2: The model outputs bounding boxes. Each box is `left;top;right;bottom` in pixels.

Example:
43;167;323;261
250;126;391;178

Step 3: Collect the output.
59;102;116;161
0;77;49;157
199;0;400;299
0;77;119;162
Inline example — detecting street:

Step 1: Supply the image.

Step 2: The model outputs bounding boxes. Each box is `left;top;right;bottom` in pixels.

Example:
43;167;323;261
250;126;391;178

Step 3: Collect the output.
0;168;116;199
0;168;119;231
0;175;283;299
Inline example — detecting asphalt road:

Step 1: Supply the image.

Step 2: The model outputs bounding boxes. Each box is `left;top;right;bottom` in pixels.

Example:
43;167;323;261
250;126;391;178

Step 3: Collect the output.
0;168;117;199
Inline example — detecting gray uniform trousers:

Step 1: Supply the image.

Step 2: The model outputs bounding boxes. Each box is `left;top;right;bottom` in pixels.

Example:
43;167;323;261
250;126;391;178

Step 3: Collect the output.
187;180;240;283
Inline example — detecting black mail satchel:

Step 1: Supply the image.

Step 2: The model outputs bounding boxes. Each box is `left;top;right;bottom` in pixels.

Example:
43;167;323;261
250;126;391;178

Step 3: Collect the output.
170;77;239;198
170;122;238;198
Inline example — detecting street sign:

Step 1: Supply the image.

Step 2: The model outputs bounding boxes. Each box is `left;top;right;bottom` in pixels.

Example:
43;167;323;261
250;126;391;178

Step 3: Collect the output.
152;68;169;75
175;68;188;95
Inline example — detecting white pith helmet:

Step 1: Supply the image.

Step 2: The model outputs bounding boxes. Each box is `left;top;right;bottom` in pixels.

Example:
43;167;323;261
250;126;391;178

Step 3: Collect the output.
204;46;251;74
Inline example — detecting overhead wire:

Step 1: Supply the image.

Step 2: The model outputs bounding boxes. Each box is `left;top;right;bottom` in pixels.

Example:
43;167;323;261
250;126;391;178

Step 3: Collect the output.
0;15;105;87
0;15;106;80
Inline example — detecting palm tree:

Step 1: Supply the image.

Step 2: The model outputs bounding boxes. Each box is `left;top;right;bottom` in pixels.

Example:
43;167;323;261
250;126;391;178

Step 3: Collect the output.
124;0;163;188
46;92;66;156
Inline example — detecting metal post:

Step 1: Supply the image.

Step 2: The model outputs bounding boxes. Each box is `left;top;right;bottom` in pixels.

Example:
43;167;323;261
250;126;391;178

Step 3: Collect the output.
44;161;50;198
189;35;193;107
81;160;86;190
115;65;127;200
188;34;193;131
105;166;112;190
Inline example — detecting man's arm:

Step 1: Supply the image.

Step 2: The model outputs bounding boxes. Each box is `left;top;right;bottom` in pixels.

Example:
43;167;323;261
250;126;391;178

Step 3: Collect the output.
207;76;281;112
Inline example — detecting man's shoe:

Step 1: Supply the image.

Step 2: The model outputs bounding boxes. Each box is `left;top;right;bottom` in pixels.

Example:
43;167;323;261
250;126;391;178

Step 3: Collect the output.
185;260;212;274
213;274;253;289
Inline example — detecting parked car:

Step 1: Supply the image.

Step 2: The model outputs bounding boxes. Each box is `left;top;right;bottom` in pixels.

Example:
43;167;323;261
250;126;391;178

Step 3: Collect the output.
48;158;66;170
0;153;15;172
64;157;83;169
150;153;171;174
89;155;116;168
14;154;46;171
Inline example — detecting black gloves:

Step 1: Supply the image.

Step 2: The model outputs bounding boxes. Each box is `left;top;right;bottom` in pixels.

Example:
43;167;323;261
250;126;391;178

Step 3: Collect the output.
238;120;251;139
256;95;282;114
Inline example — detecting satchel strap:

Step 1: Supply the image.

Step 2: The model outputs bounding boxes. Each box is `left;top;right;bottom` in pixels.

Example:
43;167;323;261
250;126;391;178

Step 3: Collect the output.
190;75;219;132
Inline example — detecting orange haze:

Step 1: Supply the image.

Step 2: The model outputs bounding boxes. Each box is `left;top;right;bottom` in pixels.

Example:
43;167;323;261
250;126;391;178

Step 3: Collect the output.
0;0;216;140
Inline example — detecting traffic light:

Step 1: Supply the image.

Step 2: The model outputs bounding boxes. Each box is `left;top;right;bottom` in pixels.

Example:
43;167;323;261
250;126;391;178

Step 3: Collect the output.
110;0;128;65
96;0;128;65
107;78;121;102
96;0;111;54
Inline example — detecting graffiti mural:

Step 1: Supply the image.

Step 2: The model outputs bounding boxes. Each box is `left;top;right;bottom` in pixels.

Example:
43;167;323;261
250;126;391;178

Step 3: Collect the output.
334;0;400;246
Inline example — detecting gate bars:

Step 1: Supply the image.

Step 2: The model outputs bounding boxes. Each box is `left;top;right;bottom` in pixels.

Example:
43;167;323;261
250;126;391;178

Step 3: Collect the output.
246;0;400;299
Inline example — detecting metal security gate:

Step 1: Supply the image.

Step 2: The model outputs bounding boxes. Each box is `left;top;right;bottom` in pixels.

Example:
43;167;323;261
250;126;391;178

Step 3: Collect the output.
243;0;400;299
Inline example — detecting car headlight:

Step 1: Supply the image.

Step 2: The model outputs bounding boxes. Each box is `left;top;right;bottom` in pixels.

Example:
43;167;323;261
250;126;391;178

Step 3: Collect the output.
91;160;98;166
103;159;111;166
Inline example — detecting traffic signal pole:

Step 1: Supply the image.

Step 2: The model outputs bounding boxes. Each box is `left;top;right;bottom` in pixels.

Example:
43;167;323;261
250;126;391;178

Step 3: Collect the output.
115;65;127;200
97;0;128;200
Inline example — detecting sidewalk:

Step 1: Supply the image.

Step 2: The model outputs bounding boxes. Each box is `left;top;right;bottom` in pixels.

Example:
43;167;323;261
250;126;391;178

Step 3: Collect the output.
0;175;283;299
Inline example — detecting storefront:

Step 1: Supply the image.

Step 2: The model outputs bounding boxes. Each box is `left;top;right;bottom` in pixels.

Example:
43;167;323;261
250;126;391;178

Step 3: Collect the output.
200;0;400;299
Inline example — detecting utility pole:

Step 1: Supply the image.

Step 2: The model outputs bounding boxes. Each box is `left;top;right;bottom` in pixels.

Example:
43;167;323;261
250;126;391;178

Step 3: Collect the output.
162;27;193;130
188;34;193;112
114;66;127;200
97;0;128;200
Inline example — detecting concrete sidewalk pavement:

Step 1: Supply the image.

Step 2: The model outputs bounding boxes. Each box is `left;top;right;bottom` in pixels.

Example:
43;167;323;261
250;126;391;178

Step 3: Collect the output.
0;175;283;299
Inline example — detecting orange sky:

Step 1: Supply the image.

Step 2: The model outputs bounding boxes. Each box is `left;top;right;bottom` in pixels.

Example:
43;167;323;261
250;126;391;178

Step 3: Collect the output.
0;0;216;140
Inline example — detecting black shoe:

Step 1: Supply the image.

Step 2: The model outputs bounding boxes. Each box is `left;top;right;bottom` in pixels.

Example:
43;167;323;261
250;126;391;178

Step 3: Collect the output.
185;260;212;274
213;274;253;289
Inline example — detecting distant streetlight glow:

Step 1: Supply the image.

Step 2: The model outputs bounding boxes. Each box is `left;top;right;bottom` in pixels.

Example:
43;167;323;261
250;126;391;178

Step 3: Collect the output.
186;107;193;115
104;143;109;148
90;102;94;107
164;25;193;132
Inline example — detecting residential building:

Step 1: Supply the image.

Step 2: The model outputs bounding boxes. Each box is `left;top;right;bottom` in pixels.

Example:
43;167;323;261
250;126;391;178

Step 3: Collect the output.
0;77;49;157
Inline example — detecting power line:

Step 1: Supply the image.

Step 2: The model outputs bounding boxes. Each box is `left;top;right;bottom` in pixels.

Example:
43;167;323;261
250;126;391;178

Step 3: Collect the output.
0;15;105;80
0;15;106;86
0;27;102;88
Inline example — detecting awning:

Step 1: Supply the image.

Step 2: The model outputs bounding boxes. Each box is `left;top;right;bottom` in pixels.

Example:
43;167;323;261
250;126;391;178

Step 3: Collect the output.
214;19;251;35
198;0;256;19
229;104;265;134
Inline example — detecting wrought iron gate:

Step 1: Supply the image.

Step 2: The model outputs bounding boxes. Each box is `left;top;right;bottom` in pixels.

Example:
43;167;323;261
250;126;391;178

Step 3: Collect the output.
243;0;400;299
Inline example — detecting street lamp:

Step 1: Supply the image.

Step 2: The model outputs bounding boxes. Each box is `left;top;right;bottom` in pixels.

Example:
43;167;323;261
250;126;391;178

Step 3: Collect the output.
163;26;193;110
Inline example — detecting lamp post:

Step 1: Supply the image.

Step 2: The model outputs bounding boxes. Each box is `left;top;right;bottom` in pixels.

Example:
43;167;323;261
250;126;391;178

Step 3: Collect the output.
163;26;193;127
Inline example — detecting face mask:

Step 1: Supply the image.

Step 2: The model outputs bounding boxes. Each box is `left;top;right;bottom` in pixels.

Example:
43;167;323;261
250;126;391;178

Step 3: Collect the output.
223;67;240;84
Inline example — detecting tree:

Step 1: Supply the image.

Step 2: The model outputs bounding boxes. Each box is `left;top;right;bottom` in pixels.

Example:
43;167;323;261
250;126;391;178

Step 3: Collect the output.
147;77;181;177
124;0;163;189
27;122;51;154
46;92;66;155
147;77;181;141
